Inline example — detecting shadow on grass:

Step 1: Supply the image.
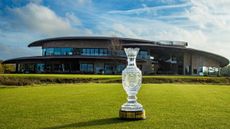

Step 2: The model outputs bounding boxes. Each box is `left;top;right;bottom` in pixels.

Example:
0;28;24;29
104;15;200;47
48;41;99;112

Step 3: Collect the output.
42;117;134;129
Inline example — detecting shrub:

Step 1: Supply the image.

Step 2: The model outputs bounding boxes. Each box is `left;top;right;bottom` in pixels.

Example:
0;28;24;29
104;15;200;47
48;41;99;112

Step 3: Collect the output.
0;75;229;86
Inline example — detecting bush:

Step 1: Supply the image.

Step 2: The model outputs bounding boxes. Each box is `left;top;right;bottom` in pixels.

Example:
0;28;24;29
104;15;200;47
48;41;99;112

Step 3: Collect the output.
3;64;15;73
220;65;230;76
0;63;4;74
0;75;229;86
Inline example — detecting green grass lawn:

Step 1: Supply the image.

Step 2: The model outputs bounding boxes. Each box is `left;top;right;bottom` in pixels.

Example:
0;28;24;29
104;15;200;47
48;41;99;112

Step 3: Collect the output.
0;83;229;129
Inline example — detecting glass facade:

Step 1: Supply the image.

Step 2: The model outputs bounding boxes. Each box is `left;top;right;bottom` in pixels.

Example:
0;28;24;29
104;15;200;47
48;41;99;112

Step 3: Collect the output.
36;64;44;73
42;48;73;56
39;47;150;74
117;64;126;73
42;47;149;59
42;48;110;56
115;50;149;59
104;64;114;74
138;51;149;59
80;63;94;73
80;48;110;56
198;66;219;76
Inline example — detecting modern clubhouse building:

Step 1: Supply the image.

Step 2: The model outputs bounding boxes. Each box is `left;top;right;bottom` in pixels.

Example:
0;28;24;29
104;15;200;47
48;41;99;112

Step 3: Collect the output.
3;36;229;75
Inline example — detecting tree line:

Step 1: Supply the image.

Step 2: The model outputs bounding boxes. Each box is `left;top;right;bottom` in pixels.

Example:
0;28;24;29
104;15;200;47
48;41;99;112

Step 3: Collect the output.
220;65;230;76
0;60;15;73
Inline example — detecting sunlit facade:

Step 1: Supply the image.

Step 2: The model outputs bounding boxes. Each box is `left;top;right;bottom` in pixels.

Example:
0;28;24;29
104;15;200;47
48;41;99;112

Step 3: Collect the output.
3;37;229;75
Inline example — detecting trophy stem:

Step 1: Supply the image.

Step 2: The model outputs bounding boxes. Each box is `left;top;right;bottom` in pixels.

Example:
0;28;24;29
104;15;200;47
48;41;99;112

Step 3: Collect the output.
127;95;137;103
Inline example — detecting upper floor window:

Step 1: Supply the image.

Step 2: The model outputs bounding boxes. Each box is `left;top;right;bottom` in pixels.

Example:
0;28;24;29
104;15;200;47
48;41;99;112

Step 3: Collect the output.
80;48;110;56
42;47;149;58
113;50;149;59
42;48;73;56
138;51;149;59
42;48;110;56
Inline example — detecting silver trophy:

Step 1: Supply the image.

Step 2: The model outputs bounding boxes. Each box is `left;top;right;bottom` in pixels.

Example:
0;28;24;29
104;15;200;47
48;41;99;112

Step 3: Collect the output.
119;48;145;120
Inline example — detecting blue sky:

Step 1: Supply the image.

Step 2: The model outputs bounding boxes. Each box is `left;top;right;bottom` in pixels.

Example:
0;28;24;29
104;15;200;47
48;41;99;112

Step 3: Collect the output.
0;0;230;60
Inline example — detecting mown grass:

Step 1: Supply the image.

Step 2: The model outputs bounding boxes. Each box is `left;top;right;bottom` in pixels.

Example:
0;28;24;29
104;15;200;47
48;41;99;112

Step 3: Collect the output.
1;74;230;86
0;83;229;129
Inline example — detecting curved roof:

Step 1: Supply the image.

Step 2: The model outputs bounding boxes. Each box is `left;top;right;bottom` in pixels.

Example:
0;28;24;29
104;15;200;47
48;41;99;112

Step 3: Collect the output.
3;36;229;67
28;36;188;47
123;43;229;67
2;55;146;64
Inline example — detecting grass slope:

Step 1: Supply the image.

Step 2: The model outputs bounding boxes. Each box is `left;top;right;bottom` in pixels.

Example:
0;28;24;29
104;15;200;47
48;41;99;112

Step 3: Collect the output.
0;83;229;129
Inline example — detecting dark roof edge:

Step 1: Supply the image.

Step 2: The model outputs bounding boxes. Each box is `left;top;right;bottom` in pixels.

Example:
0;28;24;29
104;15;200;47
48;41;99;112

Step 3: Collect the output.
2;55;146;64
28;36;187;47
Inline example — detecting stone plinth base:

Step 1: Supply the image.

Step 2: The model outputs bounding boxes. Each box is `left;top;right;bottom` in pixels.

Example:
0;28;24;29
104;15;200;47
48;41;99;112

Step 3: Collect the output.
119;110;146;120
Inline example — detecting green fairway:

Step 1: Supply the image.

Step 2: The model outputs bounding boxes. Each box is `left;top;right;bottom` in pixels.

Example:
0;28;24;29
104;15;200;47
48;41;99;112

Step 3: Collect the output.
0;83;229;129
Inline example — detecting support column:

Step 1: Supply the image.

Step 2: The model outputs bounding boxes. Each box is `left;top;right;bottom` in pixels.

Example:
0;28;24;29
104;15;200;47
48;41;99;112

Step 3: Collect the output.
183;53;187;75
15;63;19;73
190;54;193;75
34;64;36;73
62;64;65;72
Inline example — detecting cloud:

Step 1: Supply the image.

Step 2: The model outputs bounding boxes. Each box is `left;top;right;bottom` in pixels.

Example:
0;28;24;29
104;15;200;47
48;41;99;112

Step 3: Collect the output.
186;0;230;30
54;0;93;11
65;12;82;26
100;0;230;60
8;3;76;36
109;2;191;15
0;0;229;61
0;2;94;60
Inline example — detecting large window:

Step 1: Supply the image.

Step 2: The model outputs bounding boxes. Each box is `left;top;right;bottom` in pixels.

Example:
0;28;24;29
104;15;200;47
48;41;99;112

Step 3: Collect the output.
138;51;149;59
117;64;125;73
42;48;111;56
104;64;114;74
62;48;73;55
45;48;54;56
54;48;61;55
36;64;44;73
80;48;110;56
42;48;73;56
80;63;94;73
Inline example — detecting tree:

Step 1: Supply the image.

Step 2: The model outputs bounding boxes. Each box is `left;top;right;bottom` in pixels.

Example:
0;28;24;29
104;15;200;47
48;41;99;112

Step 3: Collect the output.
220;65;230;76
3;64;16;73
0;60;4;73
109;37;123;53
108;37;123;74
0;63;3;73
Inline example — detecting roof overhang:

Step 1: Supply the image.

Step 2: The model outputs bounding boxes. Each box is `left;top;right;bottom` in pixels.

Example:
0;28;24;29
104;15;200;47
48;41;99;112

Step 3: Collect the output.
28;36;155;47
2;55;146;64
123;43;229;67
28;36;187;48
